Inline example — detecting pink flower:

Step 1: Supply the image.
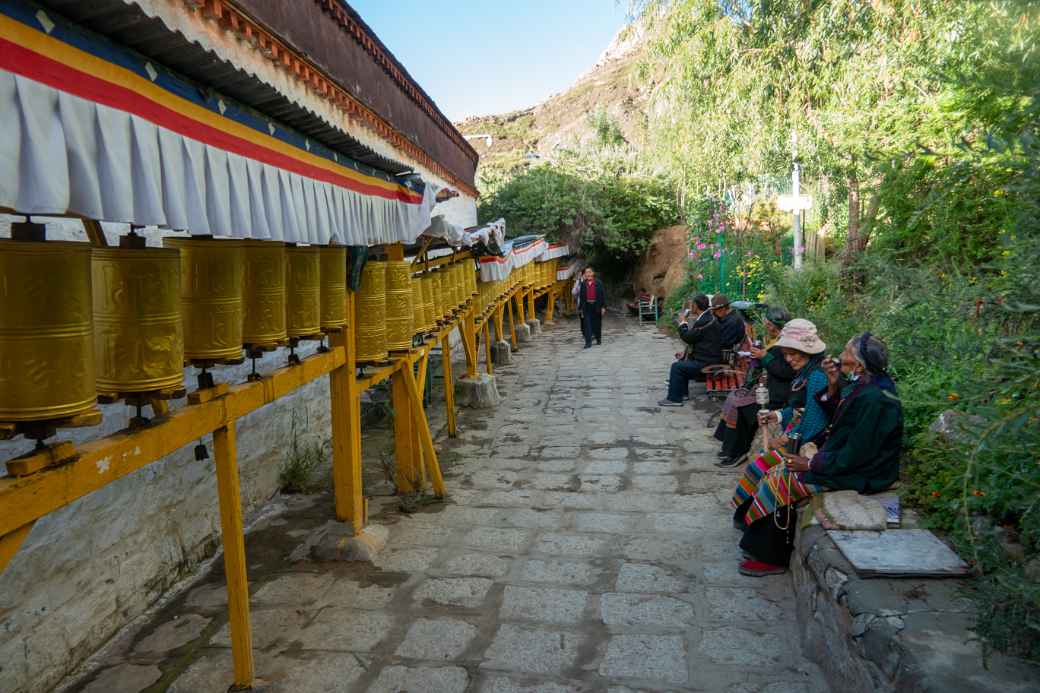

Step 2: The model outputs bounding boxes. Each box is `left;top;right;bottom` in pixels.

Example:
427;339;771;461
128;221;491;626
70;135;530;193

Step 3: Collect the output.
696;273;704;280
745;251;753;257
696;242;707;250
713;251;722;259
715;227;724;234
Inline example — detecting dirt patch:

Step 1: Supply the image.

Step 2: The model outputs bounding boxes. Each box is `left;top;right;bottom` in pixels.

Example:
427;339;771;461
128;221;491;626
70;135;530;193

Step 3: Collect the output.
631;225;689;301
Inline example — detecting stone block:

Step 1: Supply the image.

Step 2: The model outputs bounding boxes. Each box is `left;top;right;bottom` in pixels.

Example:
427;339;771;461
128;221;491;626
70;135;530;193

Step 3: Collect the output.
526;319;542;335
616;563;688;593
395;618;479;660
440;552;513;578
82;664;161;693
517;559;601;586
134;614;210;655
532;532;614;557
210;607;308;650
501;585;590;624
599;634;687;685
455;373;501;410
369;665;470;693
600;593;694;627
572;512;632;534
492;340;513;365
463;527;532;553
414;577;494;608
515;323;532;343
296;608;393;651
481;624;583;675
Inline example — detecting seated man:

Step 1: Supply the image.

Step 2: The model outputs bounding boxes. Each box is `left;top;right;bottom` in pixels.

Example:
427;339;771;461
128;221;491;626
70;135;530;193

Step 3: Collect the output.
659;293;721;407
710;294;747;353
733;332;904;577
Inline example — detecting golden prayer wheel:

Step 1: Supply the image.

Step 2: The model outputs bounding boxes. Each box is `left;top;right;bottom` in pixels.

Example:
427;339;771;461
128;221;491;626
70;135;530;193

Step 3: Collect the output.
92;247;183;394
241;241;287;348
319;245;347;331
385;260;413;350
0;240;95;421
431;271;445;322
356;260;387;361
285;246;321;339
164;237;244;362
452;263;464;309
411;277;424;335
420;274;435;331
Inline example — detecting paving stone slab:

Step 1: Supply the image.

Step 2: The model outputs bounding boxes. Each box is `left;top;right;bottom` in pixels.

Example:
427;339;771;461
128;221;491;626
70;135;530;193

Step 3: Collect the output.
533;532;616;557
252;572;335;606
372;546;441;573
578;474;625;493
499;508;566;530
615;563;689;594
600;592;695;628
295;607;394;651
630;475;680;493
501;585;590;625
516;558;602;586
599;634;688;685
134;614;210;654
210;607;308;650
369;664;470;693
464;526;533;553
527;472;579;491
82;664;162;693
440;551;513;578
478;675;595;693
697;626;788;666
481;624;584;675
572;511;633;534
396;618;479;660
414;577;495;607
583;459;629;475
536;459;581;473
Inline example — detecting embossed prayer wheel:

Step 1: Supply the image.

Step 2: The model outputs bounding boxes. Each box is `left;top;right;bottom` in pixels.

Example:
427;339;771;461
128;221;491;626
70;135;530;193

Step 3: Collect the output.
384;260;413;350
0;240;96;421
468;263;478;297
285;246;321;339
411;277;424;335
420;274;435;331
450;263;463;309
92;247;183;394
431;271;445;322
319;245;347;331
164;237;244;362
355;260;387;361
241;241;286;348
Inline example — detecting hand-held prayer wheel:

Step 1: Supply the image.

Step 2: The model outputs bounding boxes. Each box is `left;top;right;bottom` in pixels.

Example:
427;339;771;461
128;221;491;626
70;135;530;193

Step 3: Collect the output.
286;246;321;339
355;260;387;361
384;260;413;350
241;241;286;347
164;237;244;362
92;247;183;394
0;240;96;421
319;245;347;331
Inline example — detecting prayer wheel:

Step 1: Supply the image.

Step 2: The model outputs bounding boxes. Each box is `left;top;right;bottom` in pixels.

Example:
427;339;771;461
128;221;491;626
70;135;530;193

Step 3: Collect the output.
355;260;387;361
431;271;445;323
164;237;244;362
420;274;435;331
286;246;321;339
468;263;478;297
0;240;96;421
411;277;424;335
241;241;286;348
451;263;463;309
319;245;347;331
384;260;413;350
92;247;183;394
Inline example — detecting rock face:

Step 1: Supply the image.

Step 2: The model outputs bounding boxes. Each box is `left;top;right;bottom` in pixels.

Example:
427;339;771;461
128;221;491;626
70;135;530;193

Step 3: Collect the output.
632;225;689;302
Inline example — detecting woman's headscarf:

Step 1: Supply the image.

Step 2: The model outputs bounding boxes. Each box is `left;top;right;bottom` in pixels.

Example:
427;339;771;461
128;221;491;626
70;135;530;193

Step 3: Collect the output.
763;307;791;348
849;332;896;393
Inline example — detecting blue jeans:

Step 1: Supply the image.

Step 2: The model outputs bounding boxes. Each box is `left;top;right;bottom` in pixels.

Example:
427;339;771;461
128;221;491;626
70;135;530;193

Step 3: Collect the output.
666;359;709;402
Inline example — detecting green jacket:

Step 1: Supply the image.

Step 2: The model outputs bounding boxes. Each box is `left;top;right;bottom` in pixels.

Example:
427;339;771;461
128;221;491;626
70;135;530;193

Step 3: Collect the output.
801;381;903;493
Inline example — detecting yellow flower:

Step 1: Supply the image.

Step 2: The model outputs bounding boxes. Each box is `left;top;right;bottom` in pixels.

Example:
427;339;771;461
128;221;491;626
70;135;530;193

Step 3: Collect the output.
947;392;960;401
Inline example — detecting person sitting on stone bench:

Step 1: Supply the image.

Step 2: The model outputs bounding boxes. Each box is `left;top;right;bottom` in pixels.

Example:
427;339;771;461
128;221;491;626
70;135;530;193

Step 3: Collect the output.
710;293;747;356
713;307;797;467
731;332;904;577
658;293;721;407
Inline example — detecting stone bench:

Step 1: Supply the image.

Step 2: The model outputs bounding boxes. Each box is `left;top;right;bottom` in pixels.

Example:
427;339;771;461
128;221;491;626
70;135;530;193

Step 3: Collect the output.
791;505;1040;692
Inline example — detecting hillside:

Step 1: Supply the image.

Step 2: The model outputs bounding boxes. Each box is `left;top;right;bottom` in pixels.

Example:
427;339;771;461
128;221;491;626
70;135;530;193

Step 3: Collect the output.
456;22;654;188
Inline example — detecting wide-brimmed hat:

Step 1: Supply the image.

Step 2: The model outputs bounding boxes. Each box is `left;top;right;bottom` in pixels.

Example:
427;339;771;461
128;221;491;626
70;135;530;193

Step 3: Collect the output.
775;318;826;354
710;294;730;309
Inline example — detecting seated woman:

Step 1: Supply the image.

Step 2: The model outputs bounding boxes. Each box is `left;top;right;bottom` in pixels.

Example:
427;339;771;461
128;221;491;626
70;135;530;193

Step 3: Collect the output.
714;307;796;467
734;332;904;577
730;318;830;506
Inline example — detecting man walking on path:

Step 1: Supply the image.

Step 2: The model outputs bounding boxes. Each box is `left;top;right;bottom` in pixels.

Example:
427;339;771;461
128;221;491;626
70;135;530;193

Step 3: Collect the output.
659;293;721;406
578;266;606;348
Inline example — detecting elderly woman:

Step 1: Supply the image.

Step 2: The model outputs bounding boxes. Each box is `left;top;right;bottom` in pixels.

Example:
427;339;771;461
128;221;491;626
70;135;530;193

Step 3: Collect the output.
729;318;830;505
734;332;904;577
714;307;797;467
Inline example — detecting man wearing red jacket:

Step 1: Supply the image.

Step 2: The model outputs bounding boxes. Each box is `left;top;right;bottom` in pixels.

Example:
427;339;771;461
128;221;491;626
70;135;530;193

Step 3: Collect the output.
577;266;606;348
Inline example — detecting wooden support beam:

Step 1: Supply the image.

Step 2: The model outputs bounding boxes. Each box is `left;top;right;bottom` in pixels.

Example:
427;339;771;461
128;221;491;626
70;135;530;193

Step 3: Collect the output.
355;362;400;392
507;297;519;349
213;424;254;689
462;313;478;379
390;370;419;493
329;321;364;532
513;292;526;324
400;364;446;497
82;219;108;247
0;521;34;574
483;322;493;375
441;335;457;438
527;289;536;323
545;289;557;324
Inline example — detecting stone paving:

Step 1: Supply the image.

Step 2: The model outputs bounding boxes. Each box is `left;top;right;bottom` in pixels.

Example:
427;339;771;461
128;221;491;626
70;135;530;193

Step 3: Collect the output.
63;315;827;693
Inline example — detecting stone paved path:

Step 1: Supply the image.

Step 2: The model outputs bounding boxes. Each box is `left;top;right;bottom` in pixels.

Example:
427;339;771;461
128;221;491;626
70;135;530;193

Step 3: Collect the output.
66;316;827;693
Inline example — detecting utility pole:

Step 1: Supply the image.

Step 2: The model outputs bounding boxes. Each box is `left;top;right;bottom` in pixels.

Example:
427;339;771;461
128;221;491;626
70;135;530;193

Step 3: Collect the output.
791;130;803;271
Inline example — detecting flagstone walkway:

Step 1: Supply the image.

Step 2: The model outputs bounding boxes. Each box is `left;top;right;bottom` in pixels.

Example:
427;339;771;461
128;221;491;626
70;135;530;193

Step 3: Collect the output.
66;315;827;693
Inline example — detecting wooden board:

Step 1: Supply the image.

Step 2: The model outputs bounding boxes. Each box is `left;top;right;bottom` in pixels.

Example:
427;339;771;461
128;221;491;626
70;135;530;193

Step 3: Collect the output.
829;529;970;578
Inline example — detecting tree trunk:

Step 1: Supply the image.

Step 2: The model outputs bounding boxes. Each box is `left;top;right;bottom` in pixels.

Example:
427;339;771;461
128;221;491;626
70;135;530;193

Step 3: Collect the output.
844;174;861;264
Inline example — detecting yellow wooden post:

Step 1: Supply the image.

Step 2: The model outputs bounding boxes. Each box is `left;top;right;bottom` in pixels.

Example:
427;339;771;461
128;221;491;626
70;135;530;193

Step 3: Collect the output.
514;292;525;323
213;423;254;689
544;288;556;324
483;322;493;375
400;364;446;497
331;292;364;530
527;289;536;324
464;313;478;378
0;522;34;574
441;335;458;437
507;295;519;349
391;367;419;493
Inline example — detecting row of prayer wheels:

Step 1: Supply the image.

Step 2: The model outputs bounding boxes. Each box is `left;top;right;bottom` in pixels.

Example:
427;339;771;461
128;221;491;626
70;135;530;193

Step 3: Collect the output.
0;237;346;423
354;259;479;362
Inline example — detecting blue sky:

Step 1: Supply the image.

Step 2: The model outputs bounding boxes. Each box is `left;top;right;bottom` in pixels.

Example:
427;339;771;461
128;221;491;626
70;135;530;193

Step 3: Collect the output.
350;1;630;122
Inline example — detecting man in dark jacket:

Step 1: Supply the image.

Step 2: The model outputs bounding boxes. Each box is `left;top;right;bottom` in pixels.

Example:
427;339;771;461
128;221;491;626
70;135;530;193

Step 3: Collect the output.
659;293;722;406
711;294;747;351
577;266;606;348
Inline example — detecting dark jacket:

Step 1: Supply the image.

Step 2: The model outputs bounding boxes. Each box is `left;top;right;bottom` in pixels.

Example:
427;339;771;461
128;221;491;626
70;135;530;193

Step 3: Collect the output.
801;381;903;493
759;345;797;408
678;311;722;364
577;278;605;312
717;310;746;350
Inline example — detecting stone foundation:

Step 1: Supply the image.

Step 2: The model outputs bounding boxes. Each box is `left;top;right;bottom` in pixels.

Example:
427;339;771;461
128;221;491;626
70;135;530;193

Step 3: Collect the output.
526;318;542;336
792;516;1040;692
454;374;501;409
515;323;532;343
491;340;513;365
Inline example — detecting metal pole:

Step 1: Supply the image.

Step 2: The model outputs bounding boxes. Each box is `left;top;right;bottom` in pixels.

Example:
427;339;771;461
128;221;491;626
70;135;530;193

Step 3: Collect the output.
792;131;803;271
